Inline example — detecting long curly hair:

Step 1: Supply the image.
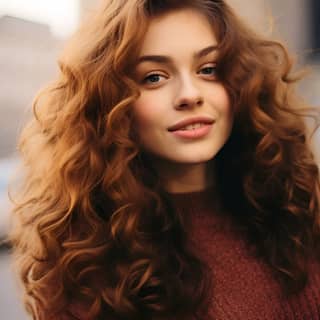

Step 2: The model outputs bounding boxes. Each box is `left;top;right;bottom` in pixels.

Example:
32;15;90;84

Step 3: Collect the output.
9;0;320;319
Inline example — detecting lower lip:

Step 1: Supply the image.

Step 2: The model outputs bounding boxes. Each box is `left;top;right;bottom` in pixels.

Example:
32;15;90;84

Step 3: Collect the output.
170;124;213;139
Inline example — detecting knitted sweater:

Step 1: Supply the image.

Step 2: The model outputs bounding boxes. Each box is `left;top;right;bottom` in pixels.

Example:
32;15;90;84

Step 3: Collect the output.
169;187;320;320
55;188;320;320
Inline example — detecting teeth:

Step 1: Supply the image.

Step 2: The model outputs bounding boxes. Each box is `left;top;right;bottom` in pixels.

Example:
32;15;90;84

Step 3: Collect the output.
181;123;204;130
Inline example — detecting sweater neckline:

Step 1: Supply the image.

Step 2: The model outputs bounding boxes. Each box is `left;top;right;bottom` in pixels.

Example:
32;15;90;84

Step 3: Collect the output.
166;185;220;213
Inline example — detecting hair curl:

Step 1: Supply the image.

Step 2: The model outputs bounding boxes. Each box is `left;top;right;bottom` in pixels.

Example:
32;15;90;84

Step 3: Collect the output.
9;0;320;319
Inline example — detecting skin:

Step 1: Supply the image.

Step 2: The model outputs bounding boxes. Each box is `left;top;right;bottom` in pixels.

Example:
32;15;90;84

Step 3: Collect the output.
132;8;234;193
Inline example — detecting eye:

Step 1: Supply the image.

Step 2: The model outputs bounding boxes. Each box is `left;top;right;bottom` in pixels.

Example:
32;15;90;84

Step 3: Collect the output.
198;64;217;78
142;73;166;85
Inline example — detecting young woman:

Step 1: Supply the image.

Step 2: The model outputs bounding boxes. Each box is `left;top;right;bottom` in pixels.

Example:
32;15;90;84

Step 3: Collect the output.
10;0;320;319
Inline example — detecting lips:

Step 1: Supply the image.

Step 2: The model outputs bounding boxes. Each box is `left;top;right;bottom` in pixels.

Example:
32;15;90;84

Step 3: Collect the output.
180;123;205;130
167;116;215;132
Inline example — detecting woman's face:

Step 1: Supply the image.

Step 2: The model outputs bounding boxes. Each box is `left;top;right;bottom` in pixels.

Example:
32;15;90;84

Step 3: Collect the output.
132;8;233;166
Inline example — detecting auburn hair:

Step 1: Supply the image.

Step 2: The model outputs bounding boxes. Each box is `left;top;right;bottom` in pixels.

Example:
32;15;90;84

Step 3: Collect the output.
9;0;320;319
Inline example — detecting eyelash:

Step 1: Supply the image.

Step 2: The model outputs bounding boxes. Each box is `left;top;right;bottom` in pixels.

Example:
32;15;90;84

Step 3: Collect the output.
198;66;217;76
142;73;166;84
142;64;217;85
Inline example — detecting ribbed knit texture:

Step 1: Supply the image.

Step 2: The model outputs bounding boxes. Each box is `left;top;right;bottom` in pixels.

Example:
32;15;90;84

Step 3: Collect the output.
169;187;320;320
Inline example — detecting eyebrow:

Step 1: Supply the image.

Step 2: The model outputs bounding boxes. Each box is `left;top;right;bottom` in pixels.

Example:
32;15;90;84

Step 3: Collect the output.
136;45;218;65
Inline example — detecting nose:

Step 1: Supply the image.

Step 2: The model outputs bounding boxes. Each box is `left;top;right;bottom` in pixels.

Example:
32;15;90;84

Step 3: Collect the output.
173;75;204;109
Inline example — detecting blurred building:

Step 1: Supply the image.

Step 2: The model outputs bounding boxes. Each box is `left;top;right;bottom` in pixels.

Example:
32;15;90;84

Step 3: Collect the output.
229;0;315;56
310;0;320;58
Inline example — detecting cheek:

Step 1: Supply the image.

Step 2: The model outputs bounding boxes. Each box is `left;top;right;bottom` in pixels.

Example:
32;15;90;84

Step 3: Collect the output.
132;95;166;153
219;88;232;115
133;94;164;128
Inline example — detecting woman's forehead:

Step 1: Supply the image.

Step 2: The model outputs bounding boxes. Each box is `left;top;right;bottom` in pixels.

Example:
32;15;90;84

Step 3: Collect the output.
139;8;218;56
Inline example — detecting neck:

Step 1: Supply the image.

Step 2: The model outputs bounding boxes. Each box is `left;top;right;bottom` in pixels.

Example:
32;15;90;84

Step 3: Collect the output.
153;160;215;194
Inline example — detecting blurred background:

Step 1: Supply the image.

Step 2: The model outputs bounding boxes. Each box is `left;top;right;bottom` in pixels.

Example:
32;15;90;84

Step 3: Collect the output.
0;0;319;318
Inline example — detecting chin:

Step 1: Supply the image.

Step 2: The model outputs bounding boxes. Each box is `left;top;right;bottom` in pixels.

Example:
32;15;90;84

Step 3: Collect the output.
170;153;217;164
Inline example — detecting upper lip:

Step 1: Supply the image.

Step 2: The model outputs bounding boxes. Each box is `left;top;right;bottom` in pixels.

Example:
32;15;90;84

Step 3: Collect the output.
167;116;215;131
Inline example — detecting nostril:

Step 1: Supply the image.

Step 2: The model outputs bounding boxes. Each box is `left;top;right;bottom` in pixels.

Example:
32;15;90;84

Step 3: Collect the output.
179;102;189;108
197;97;204;105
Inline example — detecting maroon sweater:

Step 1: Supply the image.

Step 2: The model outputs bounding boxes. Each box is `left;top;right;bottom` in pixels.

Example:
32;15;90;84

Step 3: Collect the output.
57;188;320;320
169;187;320;320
